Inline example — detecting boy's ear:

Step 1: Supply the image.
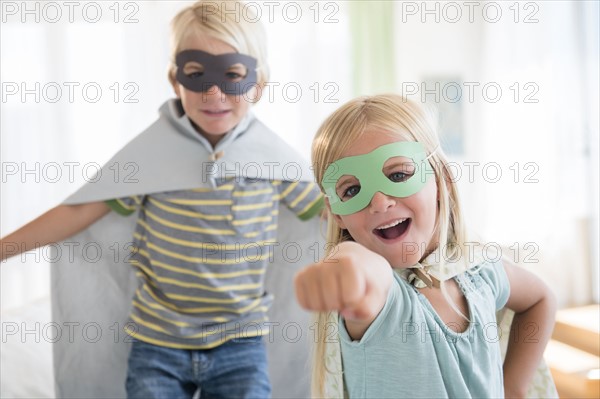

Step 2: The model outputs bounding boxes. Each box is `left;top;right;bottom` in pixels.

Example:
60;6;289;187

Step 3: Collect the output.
172;80;182;98
168;68;182;98
247;82;265;104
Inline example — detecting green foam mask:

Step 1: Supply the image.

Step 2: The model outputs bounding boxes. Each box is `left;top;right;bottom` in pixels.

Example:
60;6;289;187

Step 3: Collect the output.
322;142;433;215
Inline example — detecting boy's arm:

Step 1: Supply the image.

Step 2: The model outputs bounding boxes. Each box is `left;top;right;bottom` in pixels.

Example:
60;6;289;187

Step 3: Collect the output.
1;202;111;261
278;180;325;221
502;260;557;398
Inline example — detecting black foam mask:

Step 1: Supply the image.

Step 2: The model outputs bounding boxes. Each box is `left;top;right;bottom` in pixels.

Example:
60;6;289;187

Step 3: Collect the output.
175;50;258;95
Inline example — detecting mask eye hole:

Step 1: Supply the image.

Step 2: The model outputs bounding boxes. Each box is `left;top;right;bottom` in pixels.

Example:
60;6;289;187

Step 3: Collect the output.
335;175;361;201
383;156;416;183
182;61;204;79
225;63;248;82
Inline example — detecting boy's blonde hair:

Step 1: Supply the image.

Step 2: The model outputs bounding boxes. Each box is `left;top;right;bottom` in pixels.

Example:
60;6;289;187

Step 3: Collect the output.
310;94;468;396
168;1;269;89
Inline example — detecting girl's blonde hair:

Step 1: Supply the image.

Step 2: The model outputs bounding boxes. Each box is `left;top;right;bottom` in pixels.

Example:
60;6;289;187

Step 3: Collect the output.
167;1;269;89
310;94;467;396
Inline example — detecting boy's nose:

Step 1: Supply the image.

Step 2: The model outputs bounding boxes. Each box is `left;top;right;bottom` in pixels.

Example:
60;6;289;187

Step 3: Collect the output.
368;191;396;214
204;84;224;96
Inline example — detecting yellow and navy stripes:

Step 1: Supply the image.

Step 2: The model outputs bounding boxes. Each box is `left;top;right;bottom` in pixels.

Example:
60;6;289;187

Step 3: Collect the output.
106;177;323;349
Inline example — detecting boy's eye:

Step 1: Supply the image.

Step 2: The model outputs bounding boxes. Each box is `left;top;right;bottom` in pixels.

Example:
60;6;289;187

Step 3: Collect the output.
225;72;244;81
187;71;204;79
183;62;204;79
225;63;248;83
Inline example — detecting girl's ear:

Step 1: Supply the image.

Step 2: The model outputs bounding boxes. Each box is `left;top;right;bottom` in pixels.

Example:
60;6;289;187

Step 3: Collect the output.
325;197;347;229
442;163;456;195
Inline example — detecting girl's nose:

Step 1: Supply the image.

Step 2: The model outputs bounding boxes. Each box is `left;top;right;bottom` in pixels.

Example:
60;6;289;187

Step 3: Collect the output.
368;191;396;214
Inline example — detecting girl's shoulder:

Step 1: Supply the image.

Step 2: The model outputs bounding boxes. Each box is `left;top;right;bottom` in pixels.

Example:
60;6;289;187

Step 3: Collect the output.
458;257;510;310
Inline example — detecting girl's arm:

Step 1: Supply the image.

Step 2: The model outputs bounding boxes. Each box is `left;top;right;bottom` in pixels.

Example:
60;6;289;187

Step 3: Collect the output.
502;260;557;398
1;202;111;261
294;241;393;340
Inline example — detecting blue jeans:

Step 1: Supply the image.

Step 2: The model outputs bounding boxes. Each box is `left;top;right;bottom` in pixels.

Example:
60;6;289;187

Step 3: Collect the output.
126;336;271;399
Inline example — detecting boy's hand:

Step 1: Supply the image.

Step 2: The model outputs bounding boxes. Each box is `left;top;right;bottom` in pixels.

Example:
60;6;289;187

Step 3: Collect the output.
294;241;392;339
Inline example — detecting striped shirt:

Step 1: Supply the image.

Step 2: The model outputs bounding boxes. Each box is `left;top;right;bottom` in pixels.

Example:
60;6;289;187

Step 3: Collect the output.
107;177;323;349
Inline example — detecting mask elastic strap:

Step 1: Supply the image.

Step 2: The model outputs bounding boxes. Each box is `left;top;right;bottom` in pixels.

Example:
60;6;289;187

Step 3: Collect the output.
425;145;439;161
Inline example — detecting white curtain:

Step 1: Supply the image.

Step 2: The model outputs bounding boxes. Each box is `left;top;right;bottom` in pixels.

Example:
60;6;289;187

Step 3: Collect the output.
477;1;599;306
392;0;599;306
1;2;176;310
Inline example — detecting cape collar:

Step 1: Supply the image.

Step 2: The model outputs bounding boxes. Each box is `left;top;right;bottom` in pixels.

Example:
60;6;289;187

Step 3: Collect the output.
396;248;485;289
63;99;314;205
160;99;254;154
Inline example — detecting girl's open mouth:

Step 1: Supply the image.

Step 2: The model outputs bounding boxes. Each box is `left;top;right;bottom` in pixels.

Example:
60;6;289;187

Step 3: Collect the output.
373;218;411;240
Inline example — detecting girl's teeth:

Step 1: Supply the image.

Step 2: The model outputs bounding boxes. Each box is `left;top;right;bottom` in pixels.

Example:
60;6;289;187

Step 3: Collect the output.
377;218;406;230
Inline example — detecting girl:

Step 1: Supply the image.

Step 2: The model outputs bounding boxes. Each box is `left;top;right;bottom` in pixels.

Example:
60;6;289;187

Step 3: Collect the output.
294;94;556;398
1;1;322;398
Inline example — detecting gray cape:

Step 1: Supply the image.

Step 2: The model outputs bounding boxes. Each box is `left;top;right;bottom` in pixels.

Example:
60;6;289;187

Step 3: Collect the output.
53;100;324;398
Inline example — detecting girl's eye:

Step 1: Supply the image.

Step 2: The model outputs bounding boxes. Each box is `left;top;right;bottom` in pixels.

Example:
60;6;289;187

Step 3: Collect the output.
388;171;411;182
341;185;361;200
383;158;416;183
